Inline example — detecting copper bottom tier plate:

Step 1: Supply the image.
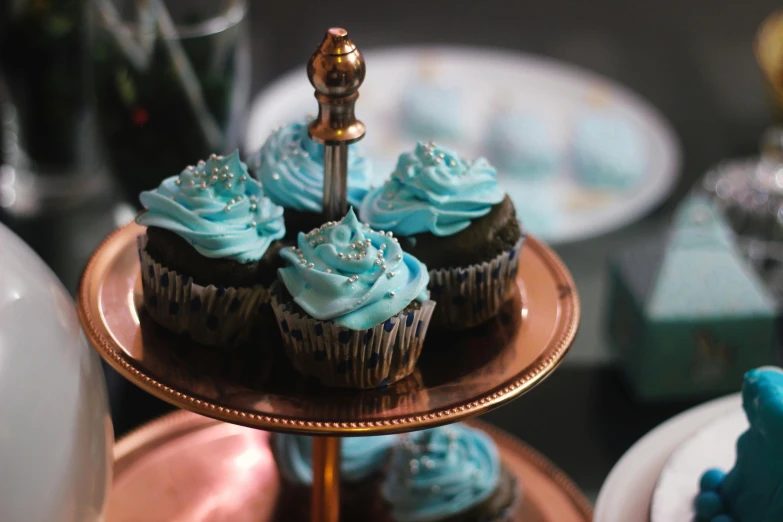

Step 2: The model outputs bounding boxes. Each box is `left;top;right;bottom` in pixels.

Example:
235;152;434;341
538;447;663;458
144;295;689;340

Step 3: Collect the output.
79;223;579;435
107;411;593;522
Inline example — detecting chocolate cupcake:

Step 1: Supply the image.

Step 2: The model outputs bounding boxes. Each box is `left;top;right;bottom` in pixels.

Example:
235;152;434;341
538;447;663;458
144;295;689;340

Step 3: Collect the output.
248;118;372;239
272;434;397;522
360;142;524;329
136;151;285;348
379;424;518;522
271;208;435;389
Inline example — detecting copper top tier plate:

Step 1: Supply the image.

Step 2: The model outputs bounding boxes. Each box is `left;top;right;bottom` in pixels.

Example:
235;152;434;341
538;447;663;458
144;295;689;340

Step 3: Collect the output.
78;223;579;435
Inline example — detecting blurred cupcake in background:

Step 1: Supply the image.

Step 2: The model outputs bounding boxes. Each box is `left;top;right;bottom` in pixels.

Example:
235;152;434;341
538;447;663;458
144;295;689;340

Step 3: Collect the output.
249;117;372;238
399;57;462;141
379;423;518;522
485;108;558;182
571;109;645;191
273;433;398;522
136;150;285;348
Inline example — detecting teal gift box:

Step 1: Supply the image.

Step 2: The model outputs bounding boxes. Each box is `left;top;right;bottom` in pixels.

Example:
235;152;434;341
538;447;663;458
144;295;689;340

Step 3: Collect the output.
607;197;779;400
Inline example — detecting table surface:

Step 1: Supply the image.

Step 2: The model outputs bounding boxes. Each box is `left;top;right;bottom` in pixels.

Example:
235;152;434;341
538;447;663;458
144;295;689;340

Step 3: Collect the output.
1;0;778;501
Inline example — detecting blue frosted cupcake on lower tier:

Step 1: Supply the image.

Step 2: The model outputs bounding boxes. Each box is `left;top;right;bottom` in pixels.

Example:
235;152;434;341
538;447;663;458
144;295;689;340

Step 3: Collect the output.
271;208;435;389
248;117;372;238
379;424;518;522
273;433;398;522
486;112;558;181
571;111;645;190
360;142;525;330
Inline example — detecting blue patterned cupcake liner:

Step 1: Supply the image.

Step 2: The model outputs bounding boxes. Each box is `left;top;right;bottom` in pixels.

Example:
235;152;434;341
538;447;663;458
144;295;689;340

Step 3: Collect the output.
270;282;435;389
138;235;271;348
428;234;525;330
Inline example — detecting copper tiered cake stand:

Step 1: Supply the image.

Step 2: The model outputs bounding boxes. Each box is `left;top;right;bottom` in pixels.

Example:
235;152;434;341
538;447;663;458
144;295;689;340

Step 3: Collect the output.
77;28;588;522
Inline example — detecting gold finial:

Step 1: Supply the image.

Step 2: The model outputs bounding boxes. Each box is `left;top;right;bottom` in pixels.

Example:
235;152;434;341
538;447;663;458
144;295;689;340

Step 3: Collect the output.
307;28;366;145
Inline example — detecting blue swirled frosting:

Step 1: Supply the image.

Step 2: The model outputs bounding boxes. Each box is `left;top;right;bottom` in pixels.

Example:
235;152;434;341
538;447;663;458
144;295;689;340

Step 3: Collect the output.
273;434;397;484
382;424;501;522
278;208;430;330
249;118;371;212
359;142;505;237
136;150;285;263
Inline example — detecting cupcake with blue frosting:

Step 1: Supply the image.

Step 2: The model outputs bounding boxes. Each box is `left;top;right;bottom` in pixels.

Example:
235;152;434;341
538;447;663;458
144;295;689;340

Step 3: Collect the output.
485;111;558;181
399;59;462;141
136;150;285;347
380;424;518;522
360;142;525;330
273;433;398;522
571;111;645;190
272;207;435;389
249;118;372;238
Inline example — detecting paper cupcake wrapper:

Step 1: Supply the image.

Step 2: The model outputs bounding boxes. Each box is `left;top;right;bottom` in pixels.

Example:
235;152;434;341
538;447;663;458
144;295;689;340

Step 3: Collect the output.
138;235;271;348
270;284;435;389
428;234;525;330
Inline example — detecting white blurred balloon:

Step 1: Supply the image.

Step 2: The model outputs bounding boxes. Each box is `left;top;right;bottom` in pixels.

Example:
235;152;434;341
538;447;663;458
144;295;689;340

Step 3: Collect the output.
0;222;112;522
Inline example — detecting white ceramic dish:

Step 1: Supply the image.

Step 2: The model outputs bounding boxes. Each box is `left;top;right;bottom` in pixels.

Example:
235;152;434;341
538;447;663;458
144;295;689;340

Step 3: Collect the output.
593;394;740;522
245;46;680;245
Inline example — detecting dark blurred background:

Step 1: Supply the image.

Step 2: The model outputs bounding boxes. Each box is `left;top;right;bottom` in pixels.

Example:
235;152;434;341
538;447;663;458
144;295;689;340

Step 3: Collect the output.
1;0;779;501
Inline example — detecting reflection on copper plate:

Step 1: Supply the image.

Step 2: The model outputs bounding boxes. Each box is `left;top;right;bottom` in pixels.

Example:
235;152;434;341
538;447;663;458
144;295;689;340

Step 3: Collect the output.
78;223;579;435
108;411;593;522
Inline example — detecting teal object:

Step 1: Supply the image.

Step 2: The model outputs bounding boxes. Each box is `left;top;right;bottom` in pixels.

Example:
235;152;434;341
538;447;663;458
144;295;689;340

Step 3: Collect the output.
606;196;778;399
695;367;783;522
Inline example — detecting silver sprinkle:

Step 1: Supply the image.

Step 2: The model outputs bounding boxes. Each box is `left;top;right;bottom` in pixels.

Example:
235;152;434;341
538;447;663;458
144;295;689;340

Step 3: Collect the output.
229;199;235;205
174;179;181;185
387;203;393;209
211;176;218;182
272;173;280;180
240;175;247;182
433;157;442;164
380;244;387;250
198;160;205;166
396;254;402;260
249;221;257;227
338;253;344;258
310;241;316;246
307;263;314;268
212;167;219;174
221;173;228;180
381;265;386;271
186;165;195;170
228;173;234;179
250;204;257;211
325;269;332;274
301;259;306;264
389;291;395;297
199;181;207;189
425;458;435;469
225;183;233;189
301;150;309;157
387;272;394;278
225;205;231;212
375;260;382;265
189;179;195;186
449;160;457;167
392;238;399;243
210;153;217;159
386;231;393;237
346;278;353;283
223;165;230;172
347;254;354;260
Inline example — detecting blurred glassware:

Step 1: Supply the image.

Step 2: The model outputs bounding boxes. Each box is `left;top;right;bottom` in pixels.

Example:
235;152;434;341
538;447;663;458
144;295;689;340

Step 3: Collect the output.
0;0;108;217
0;221;112;522
699;128;783;301
88;0;250;204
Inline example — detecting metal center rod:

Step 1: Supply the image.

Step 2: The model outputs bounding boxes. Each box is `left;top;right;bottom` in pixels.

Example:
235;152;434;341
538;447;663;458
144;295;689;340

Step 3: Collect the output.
311;436;341;522
323;143;349;221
